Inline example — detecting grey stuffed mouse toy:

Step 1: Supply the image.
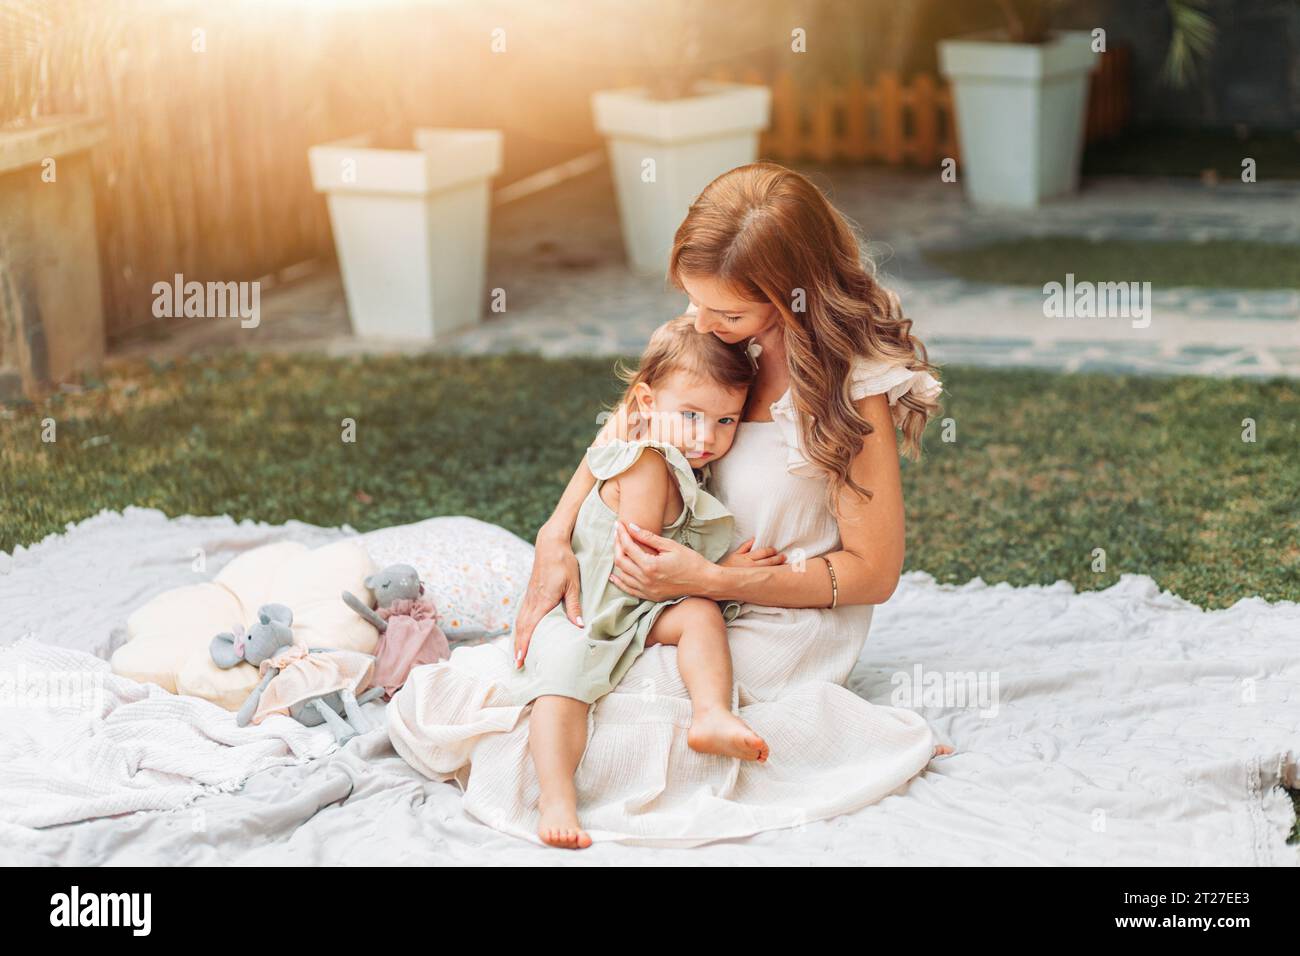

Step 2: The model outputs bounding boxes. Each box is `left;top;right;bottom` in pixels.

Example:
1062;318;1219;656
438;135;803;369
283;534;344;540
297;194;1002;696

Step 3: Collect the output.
211;603;383;744
342;564;453;697
342;564;424;633
344;563;509;643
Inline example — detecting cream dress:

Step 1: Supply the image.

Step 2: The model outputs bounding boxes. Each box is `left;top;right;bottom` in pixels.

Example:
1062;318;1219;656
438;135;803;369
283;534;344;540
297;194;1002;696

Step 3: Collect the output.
387;353;944;846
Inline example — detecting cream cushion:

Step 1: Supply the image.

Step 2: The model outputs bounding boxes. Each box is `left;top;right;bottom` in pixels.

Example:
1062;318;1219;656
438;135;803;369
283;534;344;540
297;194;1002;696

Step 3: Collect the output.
111;539;378;711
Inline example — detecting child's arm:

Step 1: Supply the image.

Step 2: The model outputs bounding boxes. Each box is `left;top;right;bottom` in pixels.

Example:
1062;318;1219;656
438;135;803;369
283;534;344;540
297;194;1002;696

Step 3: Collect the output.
608;447;672;540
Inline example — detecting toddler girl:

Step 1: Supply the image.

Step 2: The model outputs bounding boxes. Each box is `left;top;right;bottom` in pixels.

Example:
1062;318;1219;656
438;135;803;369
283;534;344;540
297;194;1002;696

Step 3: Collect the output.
511;315;771;848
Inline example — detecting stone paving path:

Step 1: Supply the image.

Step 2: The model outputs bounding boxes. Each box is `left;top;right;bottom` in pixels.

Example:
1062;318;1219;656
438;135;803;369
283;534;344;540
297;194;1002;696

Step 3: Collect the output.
125;164;1299;378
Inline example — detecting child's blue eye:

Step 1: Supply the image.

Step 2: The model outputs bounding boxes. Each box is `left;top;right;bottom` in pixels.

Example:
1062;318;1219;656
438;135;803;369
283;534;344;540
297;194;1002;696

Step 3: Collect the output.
681;411;701;421
718;417;736;425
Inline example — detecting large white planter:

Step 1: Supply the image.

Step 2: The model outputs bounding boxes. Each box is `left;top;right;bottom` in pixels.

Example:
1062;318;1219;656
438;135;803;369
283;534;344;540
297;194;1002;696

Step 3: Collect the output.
309;128;502;342
939;30;1098;208
592;81;771;275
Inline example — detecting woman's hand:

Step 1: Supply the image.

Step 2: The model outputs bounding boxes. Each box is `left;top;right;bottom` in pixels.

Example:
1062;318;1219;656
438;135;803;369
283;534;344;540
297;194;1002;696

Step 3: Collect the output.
610;521;718;602
719;538;787;570
513;523;583;668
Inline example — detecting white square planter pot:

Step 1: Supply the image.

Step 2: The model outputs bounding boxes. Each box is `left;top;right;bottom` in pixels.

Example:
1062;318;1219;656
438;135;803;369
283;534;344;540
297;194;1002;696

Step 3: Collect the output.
940;30;1098;209
592;81;771;275
309;128;502;342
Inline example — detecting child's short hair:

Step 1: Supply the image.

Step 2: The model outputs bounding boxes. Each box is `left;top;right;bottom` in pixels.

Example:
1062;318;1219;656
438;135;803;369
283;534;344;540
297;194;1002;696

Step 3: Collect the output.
616;315;755;411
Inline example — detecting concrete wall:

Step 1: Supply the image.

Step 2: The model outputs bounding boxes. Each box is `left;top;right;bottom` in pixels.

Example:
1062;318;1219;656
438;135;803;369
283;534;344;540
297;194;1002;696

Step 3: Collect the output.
0;119;106;400
1068;0;1299;131
906;0;1299;132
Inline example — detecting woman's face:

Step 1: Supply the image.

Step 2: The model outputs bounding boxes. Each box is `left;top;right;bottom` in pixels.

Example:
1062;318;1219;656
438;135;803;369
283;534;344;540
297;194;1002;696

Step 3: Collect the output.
680;273;780;345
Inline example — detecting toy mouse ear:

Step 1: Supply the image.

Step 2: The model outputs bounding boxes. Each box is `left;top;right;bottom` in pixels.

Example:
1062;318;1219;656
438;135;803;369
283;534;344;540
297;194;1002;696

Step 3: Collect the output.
210;632;242;669
258;604;293;627
364;574;377;589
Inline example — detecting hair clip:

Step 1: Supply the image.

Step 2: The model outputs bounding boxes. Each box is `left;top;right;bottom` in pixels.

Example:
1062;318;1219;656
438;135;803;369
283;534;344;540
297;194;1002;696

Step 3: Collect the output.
745;338;763;373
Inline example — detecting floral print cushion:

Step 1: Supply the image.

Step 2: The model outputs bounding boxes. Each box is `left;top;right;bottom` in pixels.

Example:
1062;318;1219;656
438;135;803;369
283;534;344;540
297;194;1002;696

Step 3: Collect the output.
359;516;533;643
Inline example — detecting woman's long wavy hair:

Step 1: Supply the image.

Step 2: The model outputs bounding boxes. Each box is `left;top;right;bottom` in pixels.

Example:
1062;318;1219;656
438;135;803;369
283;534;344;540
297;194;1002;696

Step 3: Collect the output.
668;162;940;506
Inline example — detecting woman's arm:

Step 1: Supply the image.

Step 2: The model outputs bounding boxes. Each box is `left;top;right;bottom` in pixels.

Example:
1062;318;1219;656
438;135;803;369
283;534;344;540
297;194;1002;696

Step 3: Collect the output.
513;404;639;665
611;393;906;608
512;458;595;666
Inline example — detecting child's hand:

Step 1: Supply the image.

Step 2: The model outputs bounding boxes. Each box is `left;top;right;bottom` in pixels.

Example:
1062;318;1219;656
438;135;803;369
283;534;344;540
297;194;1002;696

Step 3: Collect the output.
719;538;787;569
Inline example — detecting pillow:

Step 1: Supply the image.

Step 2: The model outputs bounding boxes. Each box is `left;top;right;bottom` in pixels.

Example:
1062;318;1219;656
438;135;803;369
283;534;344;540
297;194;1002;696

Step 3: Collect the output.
111;539;377;711
360;516;533;642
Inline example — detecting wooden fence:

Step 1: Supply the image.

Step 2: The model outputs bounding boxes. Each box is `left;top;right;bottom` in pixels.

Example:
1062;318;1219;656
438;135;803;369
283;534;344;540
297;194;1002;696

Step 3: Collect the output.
1085;45;1132;143
764;69;959;165
1;2;625;343
716;46;1130;167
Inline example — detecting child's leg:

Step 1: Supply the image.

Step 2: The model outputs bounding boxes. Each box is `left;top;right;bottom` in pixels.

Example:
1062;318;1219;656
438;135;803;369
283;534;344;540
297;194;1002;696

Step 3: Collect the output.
527;694;593;849
647;599;769;762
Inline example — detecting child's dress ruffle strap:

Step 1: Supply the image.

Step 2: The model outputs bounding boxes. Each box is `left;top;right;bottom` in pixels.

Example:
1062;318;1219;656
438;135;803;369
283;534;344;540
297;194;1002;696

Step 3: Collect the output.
585;438;733;563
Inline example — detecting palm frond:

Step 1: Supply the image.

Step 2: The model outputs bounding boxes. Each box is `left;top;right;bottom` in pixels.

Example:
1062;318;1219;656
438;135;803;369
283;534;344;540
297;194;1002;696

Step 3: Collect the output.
1160;0;1217;89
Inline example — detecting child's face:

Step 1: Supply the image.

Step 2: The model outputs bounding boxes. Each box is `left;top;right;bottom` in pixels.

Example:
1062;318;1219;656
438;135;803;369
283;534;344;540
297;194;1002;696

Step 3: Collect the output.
634;372;747;464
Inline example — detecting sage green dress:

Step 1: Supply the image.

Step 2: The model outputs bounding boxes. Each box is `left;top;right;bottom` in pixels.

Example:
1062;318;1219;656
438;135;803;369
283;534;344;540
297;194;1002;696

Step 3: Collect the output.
506;438;735;706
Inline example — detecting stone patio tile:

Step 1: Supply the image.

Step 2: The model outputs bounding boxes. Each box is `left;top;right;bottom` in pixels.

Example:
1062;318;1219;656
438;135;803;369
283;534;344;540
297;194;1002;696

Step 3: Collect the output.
120;162;1298;382
1265;348;1300;365
928;336;1035;348
1180;344;1250;356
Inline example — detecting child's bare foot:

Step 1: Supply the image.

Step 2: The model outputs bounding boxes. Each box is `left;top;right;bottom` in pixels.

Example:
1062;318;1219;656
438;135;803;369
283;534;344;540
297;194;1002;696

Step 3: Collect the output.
688;708;769;762
933;744;954;757
537;796;592;849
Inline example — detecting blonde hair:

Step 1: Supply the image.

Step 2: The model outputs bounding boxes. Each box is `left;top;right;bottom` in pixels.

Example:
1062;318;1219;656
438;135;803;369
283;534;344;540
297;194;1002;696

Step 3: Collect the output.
613;315;754;436
668;161;940;504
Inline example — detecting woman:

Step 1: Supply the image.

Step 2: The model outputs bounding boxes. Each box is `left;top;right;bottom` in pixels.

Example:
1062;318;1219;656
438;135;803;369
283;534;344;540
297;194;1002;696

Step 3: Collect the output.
388;162;949;847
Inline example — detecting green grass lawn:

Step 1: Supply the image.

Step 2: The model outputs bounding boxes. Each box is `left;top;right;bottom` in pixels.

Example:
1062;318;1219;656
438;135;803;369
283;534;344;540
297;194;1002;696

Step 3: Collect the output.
3;351;1297;839
3;352;1297;609
1083;127;1300;180
922;238;1300;290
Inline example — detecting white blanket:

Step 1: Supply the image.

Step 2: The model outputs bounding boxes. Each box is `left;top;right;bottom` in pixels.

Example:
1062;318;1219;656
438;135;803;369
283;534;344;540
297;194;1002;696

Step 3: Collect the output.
0;641;337;828
1;509;1296;864
0;509;359;832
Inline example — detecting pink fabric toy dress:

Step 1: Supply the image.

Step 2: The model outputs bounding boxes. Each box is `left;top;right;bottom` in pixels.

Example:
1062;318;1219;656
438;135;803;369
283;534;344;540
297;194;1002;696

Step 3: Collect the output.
372;599;450;698
252;643;375;724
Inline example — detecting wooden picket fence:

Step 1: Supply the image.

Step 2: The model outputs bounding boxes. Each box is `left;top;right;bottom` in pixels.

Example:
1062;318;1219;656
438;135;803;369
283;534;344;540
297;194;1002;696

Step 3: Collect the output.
1084;45;1132;144
711;46;1130;168
765;69;958;165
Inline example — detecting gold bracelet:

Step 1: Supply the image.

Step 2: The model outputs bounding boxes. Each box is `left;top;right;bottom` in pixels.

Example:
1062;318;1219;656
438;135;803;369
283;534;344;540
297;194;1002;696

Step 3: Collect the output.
824;556;838;610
